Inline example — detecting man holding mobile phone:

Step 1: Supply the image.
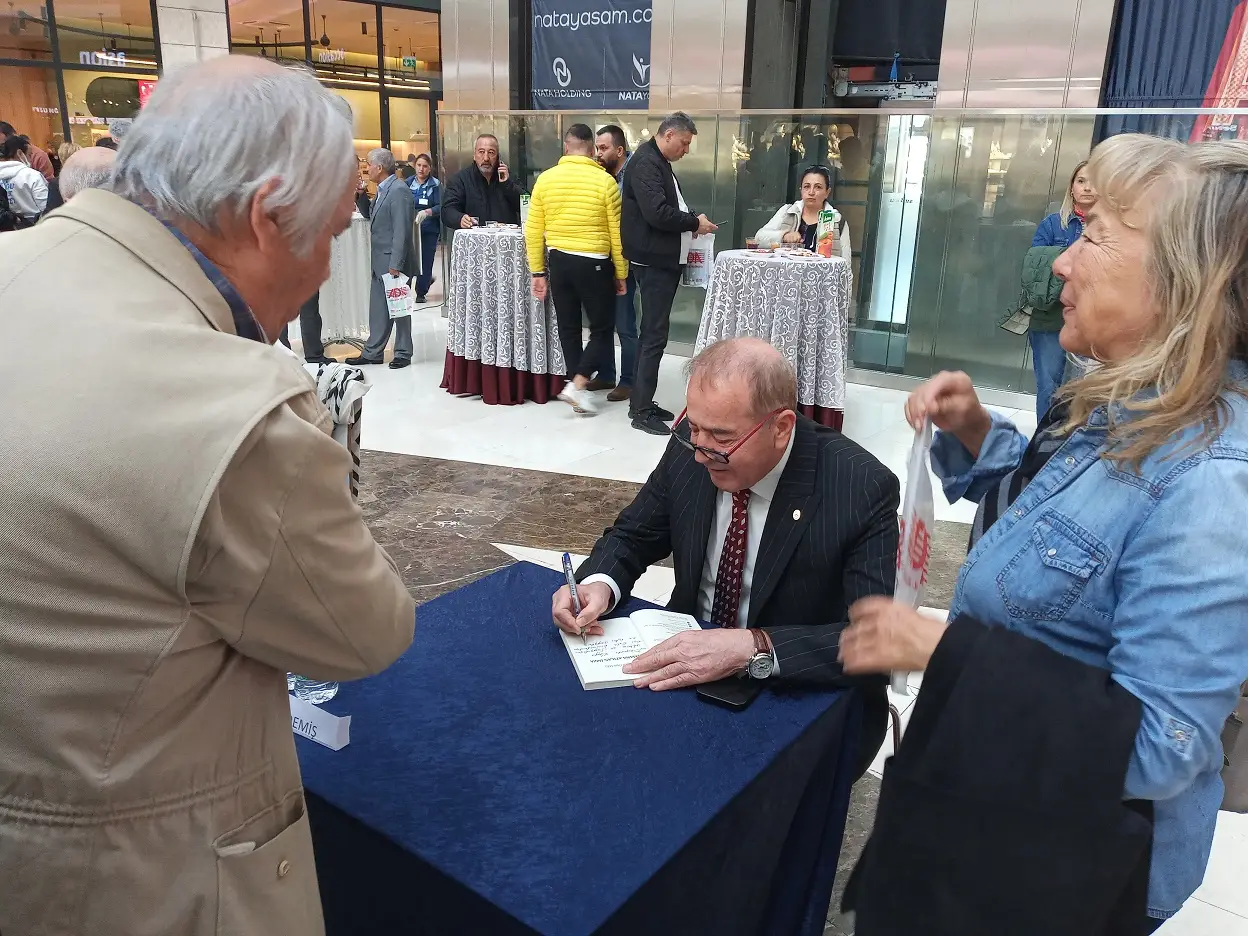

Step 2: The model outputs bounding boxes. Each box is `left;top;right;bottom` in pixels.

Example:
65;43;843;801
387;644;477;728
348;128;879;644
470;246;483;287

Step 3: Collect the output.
442;133;521;229
620;112;718;436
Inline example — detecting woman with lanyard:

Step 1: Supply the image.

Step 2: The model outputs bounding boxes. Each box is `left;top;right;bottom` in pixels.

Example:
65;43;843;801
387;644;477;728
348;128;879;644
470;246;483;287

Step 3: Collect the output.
754;165;852;259
408;153;441;303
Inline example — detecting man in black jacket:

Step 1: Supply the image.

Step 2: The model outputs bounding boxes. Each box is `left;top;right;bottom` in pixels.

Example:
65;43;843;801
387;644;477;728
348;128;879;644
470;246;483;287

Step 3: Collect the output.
442;133;521;229
553;338;898;777
621;112;718;435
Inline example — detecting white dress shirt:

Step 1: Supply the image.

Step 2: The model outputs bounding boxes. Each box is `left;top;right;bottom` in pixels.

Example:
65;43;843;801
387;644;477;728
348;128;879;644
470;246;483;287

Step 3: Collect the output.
586;430;796;632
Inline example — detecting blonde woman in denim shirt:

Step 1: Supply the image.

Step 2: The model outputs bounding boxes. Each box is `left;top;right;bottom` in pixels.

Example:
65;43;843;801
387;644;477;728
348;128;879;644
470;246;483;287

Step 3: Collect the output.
840;134;1248;929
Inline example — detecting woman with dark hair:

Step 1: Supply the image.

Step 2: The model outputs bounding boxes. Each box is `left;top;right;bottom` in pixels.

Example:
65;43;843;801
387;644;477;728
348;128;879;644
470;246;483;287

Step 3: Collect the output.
408;152;440;302
754;165;851;259
0;133;48;228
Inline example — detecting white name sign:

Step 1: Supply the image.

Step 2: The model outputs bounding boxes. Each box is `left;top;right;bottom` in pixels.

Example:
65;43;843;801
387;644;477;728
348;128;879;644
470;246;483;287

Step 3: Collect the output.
289;695;351;751
79;50;127;67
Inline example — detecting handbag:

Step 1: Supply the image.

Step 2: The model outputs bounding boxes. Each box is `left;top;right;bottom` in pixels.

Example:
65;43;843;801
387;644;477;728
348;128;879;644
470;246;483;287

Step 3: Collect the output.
1222;682;1248;812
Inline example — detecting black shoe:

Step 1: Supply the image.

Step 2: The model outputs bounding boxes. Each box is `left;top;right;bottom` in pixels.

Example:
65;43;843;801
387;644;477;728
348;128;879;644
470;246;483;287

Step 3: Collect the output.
388;358;412;369
305;354;333;365
651;404;675;421
415;295;428;304
632;410;671;435
345;355;383;366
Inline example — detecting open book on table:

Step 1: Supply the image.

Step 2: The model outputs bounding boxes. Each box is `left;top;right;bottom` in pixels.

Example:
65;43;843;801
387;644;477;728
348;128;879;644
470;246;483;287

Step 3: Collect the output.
560;609;701;690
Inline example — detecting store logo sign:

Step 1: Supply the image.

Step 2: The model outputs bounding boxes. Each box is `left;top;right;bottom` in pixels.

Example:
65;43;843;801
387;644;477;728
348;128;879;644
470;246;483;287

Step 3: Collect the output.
316;48;346;63
632;54;649;88
79;50;127;67
552;56;571;87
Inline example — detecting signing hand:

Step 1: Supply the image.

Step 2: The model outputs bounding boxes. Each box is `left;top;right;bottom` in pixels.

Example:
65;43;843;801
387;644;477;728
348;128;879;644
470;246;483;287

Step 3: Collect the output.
838;597;948;676
695;214;718;236
460;215;477;229
531;276;549;301
552;581;612;636
781;231;803;245
614;278;627;296
498;162;510;182
623;628;755;691
903;370;993;457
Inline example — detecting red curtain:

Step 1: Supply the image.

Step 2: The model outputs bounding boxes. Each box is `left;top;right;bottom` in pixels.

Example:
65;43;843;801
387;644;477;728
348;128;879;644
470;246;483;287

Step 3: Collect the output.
440;351;566;406
798;404;844;432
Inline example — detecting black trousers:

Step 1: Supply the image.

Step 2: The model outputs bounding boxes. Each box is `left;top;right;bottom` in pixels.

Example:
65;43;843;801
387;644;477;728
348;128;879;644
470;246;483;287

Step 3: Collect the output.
631;264;683;416
278;292;325;359
549;250;616;381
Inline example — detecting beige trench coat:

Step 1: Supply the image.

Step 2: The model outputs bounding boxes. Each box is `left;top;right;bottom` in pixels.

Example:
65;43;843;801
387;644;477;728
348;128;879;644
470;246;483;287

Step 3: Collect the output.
0;191;415;936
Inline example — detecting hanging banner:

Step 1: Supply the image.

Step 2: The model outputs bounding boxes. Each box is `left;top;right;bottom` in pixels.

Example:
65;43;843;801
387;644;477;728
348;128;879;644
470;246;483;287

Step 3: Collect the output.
531;0;653;110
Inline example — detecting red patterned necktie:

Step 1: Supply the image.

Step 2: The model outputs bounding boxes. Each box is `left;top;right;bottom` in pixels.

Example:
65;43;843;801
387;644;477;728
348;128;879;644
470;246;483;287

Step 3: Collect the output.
710;490;751;628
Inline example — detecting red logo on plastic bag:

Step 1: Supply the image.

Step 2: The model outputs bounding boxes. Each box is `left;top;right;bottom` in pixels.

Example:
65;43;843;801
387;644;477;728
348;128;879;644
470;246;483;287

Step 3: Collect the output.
907;517;930;582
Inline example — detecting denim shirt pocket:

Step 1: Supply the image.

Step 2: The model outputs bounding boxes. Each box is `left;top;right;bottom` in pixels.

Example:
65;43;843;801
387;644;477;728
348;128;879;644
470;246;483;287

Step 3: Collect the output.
996;510;1109;621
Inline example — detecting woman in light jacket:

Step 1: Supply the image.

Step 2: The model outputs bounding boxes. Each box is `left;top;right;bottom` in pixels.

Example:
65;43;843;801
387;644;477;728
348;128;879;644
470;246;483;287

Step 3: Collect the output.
840;134;1248;930
754;165;852;260
1025;159;1097;418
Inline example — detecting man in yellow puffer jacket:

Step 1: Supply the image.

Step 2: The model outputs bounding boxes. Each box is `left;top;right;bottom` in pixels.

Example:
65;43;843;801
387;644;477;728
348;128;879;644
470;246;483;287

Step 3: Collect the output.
525;123;628;415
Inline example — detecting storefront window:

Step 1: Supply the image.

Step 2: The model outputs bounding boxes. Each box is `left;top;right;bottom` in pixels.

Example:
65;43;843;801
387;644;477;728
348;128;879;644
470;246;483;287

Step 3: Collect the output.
63;69;150;146
387;96;429;162
0;65;63;152
332;86;382;160
311;0;379;85
227;0;306;61
380;6;437;90
54;0;157;68
0;1;54;61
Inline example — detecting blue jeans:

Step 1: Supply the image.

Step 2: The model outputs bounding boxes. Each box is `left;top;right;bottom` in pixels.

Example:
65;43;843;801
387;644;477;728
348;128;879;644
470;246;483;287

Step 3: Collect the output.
415;226;438;298
1028;329;1067;420
596;273;638;386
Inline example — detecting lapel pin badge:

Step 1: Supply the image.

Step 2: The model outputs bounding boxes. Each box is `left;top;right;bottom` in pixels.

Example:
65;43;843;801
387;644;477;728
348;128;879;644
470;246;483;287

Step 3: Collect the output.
792;509;801;521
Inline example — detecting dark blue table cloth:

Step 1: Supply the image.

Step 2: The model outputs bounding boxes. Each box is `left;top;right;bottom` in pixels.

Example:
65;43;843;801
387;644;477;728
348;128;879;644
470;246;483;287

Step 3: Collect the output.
297;561;861;936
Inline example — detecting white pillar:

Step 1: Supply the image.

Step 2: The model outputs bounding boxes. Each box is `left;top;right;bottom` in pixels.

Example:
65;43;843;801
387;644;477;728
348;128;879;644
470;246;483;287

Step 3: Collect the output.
156;0;230;72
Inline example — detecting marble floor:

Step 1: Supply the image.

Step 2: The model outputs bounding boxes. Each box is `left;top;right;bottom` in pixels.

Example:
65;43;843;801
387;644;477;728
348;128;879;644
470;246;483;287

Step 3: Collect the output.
325;312;1245;936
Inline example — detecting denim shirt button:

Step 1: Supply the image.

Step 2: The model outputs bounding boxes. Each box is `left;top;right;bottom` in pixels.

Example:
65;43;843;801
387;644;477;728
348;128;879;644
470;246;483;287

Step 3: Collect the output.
1065;456;1075;466
1047;548;1057;557
1014;509;1023;518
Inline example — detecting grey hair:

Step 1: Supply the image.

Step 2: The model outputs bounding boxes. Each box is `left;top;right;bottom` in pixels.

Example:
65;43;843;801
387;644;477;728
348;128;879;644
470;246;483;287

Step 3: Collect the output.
658;112;697;137
684;337;797;416
106;118;133;142
60;159;114;200
111;60;355;255
366;148;396;174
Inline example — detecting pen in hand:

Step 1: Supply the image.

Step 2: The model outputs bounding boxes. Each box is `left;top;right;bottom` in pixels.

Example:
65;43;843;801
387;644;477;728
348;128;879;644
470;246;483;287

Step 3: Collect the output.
561;552;585;638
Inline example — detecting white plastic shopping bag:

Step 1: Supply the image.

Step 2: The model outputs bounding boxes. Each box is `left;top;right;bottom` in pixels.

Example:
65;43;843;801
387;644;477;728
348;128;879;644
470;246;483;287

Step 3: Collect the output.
681;233;715;288
382;272;416;320
892;419;935;695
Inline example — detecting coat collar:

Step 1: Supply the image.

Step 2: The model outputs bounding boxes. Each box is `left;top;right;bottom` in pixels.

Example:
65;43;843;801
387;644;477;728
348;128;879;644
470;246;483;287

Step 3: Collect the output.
51;189;238;336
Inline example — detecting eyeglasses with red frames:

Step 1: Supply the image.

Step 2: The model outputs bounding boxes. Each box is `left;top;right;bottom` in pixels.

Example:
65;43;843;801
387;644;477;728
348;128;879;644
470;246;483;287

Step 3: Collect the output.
670;408;787;465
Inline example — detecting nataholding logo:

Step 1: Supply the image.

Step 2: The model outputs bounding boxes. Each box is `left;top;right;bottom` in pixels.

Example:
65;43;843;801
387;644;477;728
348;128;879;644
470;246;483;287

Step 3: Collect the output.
553;56;572;87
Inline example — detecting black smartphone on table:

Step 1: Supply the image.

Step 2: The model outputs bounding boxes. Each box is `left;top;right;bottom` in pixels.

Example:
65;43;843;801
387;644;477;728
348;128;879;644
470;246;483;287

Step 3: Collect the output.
696;677;762;710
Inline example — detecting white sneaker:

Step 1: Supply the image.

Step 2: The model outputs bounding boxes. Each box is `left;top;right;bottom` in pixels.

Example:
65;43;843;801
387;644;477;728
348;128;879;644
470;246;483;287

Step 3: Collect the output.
558;385;599;415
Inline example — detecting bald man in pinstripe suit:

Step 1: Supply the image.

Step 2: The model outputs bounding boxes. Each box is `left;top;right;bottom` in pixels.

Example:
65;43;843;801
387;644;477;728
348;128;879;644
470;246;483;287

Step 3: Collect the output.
553;338;899;775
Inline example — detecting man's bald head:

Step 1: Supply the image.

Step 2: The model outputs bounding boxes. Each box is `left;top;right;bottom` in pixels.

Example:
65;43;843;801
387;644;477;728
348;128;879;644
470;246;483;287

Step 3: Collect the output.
685;337;798;419
59;146;115;200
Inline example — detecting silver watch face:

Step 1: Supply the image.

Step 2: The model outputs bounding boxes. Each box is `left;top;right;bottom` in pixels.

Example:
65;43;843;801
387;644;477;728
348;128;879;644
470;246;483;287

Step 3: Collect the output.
748;653;774;680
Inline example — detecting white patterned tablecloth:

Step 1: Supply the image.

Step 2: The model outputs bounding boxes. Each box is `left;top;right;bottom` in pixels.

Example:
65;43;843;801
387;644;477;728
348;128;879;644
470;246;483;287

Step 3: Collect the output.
445;227;566;376
695;249;851;411
318;214;371;347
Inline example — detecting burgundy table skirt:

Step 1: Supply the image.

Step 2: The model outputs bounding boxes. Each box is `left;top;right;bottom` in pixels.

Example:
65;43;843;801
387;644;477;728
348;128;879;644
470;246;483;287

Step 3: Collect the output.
441;350;567;406
799;404;844;431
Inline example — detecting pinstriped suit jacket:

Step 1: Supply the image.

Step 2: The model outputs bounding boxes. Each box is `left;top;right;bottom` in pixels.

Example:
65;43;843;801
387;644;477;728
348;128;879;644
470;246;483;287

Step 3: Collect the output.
577;416;900;685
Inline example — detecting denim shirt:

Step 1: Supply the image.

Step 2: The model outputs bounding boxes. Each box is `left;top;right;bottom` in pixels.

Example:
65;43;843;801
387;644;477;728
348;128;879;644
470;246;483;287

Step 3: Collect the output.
1032;210;1084;248
933;369;1248;918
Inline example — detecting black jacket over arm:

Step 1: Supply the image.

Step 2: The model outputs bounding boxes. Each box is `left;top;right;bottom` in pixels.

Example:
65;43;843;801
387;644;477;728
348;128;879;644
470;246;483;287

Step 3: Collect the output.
844;614;1154;936
620;138;702;270
442;164;521;229
575;416;901;687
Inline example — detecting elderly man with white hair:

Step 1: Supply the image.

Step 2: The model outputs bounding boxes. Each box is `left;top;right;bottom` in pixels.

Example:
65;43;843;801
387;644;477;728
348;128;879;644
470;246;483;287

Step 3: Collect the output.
57;145;115;201
0;57;414;936
346;146;417;368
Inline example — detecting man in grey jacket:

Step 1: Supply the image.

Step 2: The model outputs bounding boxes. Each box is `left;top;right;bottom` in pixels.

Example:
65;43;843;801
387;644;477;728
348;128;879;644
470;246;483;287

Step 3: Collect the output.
348;147;417;369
